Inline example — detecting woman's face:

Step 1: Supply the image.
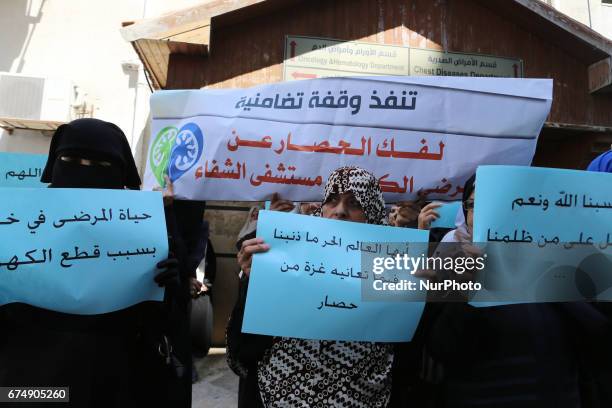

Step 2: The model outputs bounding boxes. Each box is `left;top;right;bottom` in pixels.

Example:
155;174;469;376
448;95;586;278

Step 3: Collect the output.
321;191;367;223
465;191;475;231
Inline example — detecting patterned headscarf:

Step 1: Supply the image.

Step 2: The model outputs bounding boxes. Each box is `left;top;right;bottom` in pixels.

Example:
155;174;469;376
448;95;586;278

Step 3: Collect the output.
319;166;387;225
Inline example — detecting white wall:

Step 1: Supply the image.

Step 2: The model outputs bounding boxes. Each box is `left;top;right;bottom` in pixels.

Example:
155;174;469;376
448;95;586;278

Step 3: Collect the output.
550;0;591;25
547;0;612;39
0;0;204;170
601;2;612;39
0;129;50;154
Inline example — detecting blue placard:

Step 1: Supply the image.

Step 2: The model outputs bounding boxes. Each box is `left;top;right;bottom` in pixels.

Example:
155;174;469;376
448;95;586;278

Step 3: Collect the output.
430;201;462;228
472;165;612;306
242;210;429;342
0;188;168;314
474;165;612;245
0;152;48;187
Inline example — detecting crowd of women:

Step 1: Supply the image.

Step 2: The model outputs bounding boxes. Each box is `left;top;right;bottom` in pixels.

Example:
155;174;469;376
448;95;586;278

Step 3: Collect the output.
228;157;612;408
0;117;611;408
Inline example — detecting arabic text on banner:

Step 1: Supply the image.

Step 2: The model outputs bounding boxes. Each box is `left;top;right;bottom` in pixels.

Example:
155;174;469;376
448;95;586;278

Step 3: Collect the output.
0;152;48;188
471;165;612;306
242;211;429;342
144;77;553;202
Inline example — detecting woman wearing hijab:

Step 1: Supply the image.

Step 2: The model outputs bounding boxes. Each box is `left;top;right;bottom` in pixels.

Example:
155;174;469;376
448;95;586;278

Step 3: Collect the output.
423;174;587;408
0;119;186;408
581;151;612;407
227;166;416;408
236;205;261;254
440;174;475;244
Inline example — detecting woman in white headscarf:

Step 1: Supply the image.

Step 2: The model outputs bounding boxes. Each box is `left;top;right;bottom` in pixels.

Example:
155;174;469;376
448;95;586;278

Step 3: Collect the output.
236;206;261;252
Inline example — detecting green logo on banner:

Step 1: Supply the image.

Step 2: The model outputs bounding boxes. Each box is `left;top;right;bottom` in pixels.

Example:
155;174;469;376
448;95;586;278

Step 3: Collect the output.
149;126;178;187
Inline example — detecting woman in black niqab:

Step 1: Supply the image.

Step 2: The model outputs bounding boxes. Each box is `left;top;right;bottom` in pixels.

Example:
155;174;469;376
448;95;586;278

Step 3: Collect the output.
0;119;187;408
41;118;141;189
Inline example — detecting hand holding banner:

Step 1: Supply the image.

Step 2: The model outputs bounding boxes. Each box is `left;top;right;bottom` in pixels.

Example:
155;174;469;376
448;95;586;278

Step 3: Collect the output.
242;211;429;342
429;201;462;229
145;77;552;202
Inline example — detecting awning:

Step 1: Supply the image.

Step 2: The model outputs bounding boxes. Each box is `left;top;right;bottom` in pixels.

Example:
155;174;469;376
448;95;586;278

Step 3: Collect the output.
0;117;64;134
120;0;297;89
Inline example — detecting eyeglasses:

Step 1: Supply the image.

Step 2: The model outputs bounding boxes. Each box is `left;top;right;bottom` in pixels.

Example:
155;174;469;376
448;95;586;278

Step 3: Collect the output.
463;200;474;211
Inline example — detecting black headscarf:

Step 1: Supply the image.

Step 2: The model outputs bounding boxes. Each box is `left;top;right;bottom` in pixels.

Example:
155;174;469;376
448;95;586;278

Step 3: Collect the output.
41;118;141;189
172;199;207;276
462;173;476;219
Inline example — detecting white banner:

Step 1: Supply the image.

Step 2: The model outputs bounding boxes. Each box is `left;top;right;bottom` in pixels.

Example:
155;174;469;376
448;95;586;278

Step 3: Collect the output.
145;76;552;202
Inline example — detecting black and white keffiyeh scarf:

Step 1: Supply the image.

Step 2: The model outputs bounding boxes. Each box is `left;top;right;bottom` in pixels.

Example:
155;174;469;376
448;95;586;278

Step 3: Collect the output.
257;166;394;408
315;166;387;225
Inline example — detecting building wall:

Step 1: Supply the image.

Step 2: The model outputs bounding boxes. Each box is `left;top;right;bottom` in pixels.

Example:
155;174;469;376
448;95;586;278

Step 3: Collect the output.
3;0;608;161
168;0;612;128
602;2;612;39
5;0;606;159
0;0;204;170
